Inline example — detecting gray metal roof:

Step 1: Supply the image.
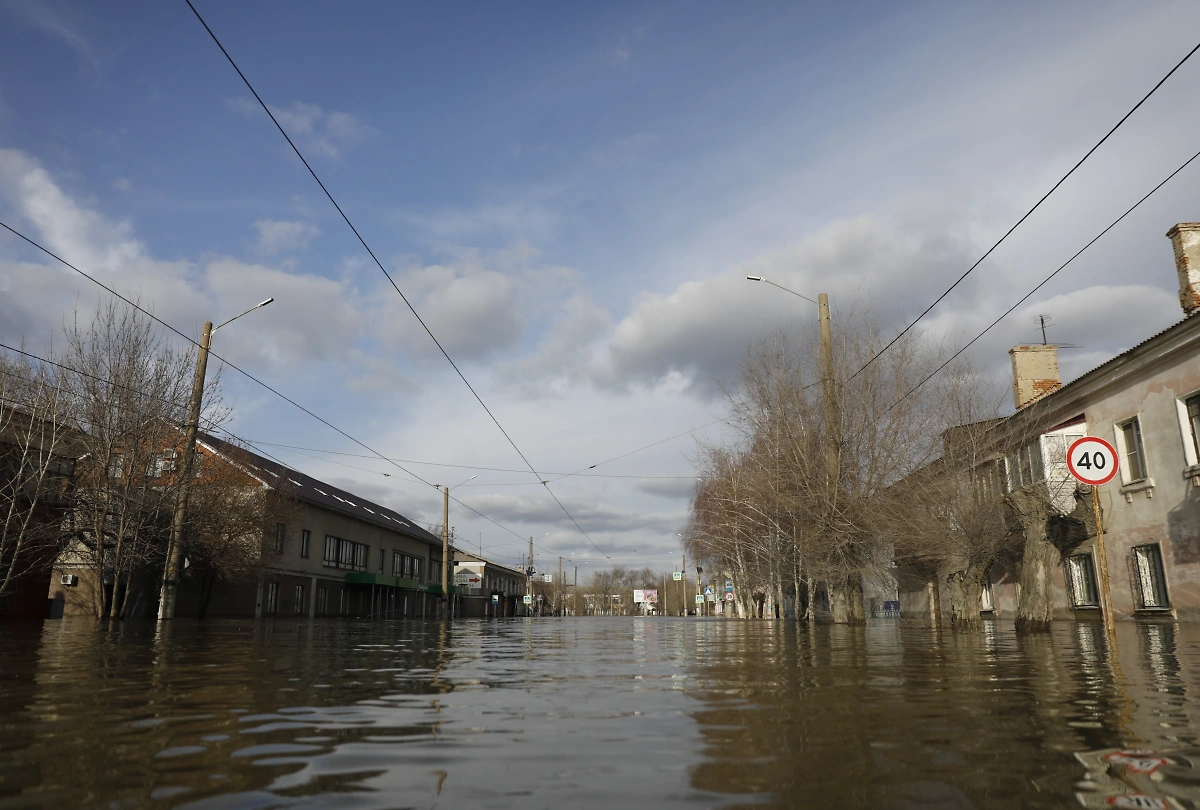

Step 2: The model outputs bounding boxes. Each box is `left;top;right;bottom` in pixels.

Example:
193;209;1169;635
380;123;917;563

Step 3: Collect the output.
197;432;440;547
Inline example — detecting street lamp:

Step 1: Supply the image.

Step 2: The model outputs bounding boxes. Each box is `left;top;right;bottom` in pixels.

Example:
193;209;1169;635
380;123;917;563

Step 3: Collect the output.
436;474;477;609
747;275;839;491
159;297;275;620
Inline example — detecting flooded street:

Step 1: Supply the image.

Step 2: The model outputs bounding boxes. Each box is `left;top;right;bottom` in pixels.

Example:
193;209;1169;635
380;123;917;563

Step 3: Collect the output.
3;618;1200;809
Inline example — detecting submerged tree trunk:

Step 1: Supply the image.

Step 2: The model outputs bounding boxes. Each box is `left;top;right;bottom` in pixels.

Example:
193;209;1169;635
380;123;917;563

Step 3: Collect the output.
940;562;986;629
1016;510;1058;632
828;575;865;625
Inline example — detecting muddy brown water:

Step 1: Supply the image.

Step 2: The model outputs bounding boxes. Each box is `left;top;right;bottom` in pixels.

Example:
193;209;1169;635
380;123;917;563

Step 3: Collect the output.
2;618;1200;809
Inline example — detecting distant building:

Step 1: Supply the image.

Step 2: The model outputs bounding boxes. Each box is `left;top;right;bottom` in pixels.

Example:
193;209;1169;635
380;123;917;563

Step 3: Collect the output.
453;550;527;617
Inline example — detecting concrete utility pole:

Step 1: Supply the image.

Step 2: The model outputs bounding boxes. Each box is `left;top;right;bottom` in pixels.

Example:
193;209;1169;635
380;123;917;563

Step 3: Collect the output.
158;320;211;621
573;565;578;616
441;486;450;608
558;556;563;616
818;292;839;487
159;297;273;621
682;553;686;616
527;536;534;615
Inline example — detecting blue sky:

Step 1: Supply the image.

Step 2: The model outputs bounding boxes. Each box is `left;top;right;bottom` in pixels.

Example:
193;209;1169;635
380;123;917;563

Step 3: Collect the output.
3;0;1200;572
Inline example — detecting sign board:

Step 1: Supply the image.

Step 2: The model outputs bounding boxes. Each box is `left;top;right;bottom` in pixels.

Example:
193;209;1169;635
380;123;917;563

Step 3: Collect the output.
672;571;683;581
695;594;704;604
725;578;733;593
1067;436;1119;486
633;589;644;603
492;594;499;604
543;574;553;583
523;594;532;605
703;586;714;596
643;589;658;604
706;593;716;602
725;592;735;602
453;570;478;586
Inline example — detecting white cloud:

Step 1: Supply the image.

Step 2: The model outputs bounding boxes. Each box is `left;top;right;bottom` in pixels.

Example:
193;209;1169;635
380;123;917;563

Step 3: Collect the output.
254;219;320;254
231;98;376;159
112;176;131;192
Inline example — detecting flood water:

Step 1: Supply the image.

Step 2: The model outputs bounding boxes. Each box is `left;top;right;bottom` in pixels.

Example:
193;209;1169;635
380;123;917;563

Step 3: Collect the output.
3;618;1200;809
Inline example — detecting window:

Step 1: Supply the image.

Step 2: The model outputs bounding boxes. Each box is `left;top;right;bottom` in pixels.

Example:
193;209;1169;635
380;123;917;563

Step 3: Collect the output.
300;530;311;559
393;551;403;576
1187;394;1200;463
324;536;369;572
412;557;423;582
339;589;348;615
1132;544;1170;609
1120;418;1148;482
379;548;385;573
315;586;328;616
273;523;285;553
265;582;279;615
294;584;305;616
1066;553;1099;608
107;454;124;479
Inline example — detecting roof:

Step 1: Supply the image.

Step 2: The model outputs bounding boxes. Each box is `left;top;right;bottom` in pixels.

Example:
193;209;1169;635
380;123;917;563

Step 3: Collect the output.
454;549;525;578
196;432;440;547
1017;310;1200;416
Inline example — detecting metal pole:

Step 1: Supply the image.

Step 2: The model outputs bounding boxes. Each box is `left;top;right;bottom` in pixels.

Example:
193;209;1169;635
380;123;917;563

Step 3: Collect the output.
528;536;533;616
558;556;563;616
158;320;212;620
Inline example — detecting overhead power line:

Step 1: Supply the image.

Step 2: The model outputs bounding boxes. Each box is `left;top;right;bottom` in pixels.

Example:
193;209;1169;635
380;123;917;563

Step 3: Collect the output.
0;339;548;561
183;0;610;560
888;142;1200;411
850;38;1200;381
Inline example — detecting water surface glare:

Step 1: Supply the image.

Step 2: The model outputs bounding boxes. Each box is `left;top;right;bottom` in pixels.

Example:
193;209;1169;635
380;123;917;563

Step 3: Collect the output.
3;618;1200;809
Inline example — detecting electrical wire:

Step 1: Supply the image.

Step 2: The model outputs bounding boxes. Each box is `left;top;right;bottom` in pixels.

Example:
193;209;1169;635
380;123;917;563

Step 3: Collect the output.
887;142;1200;411
183;0;611;561
849;38;1200;381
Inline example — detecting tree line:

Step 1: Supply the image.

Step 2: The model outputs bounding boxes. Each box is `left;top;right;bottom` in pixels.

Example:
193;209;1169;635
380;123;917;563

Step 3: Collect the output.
681;307;1080;629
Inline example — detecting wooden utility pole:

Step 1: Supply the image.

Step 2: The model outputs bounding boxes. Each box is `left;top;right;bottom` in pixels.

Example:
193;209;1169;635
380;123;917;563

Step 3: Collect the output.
818;293;838;487
1092;487;1117;643
159;320;211;620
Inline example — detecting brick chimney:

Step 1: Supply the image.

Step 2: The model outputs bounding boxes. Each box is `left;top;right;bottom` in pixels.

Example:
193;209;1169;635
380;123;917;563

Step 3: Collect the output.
1009;345;1060;409
1167;223;1200;315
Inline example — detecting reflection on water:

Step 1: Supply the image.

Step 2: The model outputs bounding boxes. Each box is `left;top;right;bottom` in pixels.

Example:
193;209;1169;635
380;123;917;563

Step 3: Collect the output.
2;618;1200;809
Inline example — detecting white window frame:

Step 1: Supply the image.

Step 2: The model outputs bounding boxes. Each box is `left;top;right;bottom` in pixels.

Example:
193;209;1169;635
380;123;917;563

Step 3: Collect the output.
1113;415;1150;485
1175;391;1200;469
1066;552;1100;608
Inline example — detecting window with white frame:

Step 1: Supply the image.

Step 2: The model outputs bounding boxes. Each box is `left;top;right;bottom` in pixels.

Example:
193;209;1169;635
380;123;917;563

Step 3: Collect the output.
265;582;279;615
1176;392;1200;468
1132;543;1170;609
300;529;311;558
1117;417;1149;482
1066;553;1099;608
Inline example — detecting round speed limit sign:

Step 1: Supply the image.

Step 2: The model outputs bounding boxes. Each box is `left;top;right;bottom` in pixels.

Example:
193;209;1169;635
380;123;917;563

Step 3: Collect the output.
1066;436;1119;486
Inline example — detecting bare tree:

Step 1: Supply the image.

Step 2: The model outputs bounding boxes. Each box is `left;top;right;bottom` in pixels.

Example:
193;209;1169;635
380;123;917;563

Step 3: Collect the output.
0;351;77;605
57;301;224;619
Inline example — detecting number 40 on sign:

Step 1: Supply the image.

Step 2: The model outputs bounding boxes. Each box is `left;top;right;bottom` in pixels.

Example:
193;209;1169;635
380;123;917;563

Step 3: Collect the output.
1066;436;1119;486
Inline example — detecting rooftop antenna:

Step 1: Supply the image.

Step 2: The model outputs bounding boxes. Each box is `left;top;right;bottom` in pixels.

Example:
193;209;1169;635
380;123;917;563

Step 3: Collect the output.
1035;314;1053;345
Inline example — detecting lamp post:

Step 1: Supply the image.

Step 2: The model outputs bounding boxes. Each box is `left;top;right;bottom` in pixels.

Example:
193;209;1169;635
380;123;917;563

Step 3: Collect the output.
746;276;838;487
159;297;274;620
435;474;476;615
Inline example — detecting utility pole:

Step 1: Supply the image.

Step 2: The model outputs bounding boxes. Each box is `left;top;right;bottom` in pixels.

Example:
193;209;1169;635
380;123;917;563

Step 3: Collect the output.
158;321;211;620
818;292;838;488
573;565;578;616
558;556;563;616
681;553;686;616
441;486;450;610
527;536;534;616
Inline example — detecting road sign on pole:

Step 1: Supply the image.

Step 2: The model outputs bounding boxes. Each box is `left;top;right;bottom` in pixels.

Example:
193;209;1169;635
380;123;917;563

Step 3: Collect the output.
523;594;532;605
1067;436;1119;486
695;594;703;605
672;571;683;581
